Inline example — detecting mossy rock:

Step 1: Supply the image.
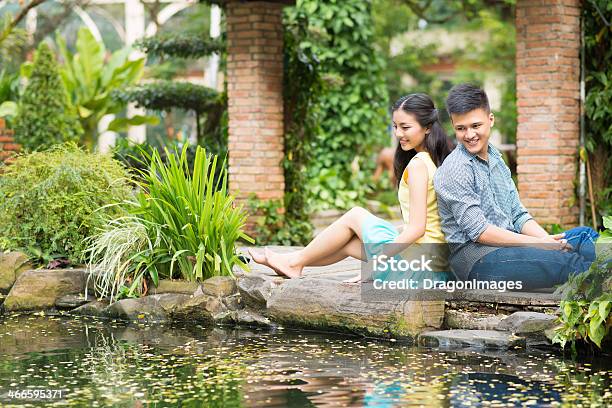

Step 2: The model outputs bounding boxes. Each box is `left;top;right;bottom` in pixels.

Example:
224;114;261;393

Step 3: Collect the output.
0;252;31;294
3;269;88;311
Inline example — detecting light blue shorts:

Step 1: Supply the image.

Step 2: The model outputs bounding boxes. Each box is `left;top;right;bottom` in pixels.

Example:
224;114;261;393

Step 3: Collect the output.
361;214;454;283
361;214;399;260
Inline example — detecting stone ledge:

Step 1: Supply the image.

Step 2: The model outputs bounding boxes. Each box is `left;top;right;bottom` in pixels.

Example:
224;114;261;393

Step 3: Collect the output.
419;329;526;350
264;277;445;339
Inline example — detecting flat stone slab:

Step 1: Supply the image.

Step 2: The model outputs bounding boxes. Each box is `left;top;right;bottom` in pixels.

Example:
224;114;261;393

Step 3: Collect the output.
448;290;561;307
419;329;526;349
444;310;506;330
498;311;558;334
261;276;445;338
235;246;565;340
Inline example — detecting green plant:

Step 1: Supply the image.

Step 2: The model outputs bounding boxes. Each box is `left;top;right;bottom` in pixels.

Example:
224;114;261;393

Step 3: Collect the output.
88;145;252;300
583;0;612;225
285;0;389;210
0;144;132;265
56;27;155;149
13;42;83;151
553;216;612;352
0;69;19;119
112;82;222;146
248;196;313;246
308;167;373;211
0;12;27;72
136;33;224;59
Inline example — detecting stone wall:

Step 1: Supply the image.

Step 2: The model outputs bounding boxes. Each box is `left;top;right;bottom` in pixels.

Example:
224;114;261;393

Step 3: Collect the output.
0;118;19;164
515;0;581;226
226;1;286;204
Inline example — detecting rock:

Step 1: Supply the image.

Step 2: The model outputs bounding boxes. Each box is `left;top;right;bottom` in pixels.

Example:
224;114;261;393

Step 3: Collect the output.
71;300;109;317
201;276;237;297
497;312;558;334
170;294;220;323
419;329;525;349
149;280;200;295
0;252;31;294
448;290;561;307
444;310;506;330
234;309;273;327
55;294;93;309
3;269;88;311
236;273;280;309
266;278;445;338
104;294;191;323
222;293;243;311
215;309;273;327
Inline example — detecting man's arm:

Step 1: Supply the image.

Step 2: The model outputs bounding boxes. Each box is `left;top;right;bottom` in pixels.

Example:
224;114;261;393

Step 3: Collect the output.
520;219;549;238
478;223;567;250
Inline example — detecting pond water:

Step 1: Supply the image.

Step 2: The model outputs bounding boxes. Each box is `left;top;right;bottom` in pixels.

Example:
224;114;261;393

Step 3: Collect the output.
0;314;610;407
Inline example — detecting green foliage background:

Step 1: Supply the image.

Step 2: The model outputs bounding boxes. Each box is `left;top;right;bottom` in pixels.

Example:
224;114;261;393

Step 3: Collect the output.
0;145;132;265
13;42;83;151
583;0;612;222
287;0;389;211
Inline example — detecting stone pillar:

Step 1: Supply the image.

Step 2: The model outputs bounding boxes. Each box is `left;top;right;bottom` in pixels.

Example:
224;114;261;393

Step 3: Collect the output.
516;0;581;226
226;1;285;203
0;118;19;164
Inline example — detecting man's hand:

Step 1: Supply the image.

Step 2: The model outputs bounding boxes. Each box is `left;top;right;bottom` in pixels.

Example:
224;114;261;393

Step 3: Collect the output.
530;234;572;251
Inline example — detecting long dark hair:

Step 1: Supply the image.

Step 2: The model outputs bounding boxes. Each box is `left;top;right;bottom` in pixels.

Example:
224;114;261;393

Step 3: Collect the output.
392;93;451;187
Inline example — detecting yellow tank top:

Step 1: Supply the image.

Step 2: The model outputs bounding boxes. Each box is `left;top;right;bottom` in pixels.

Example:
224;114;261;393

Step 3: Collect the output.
397;151;446;244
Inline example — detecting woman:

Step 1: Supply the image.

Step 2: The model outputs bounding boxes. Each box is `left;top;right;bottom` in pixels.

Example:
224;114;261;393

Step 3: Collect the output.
250;94;452;281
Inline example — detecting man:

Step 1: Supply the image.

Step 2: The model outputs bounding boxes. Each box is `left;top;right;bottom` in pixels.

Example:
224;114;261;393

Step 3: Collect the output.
433;83;598;289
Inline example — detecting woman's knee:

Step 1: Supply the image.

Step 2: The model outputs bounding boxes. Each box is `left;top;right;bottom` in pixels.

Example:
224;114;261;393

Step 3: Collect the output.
344;206;370;222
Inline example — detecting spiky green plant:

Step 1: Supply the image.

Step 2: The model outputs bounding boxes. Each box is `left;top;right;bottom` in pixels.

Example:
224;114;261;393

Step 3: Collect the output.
87;145;252;300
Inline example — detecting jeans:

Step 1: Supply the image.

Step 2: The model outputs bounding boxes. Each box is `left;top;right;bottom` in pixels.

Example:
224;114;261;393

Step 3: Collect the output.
468;226;599;290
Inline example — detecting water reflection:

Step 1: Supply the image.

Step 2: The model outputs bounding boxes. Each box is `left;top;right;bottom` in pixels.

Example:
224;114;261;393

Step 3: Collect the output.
0;314;610;407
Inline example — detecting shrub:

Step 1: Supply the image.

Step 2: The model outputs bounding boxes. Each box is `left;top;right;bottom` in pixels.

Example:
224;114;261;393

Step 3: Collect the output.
553;216;612;352
87;145;252;301
13;42;82;151
0;144;132;264
248;196;313;246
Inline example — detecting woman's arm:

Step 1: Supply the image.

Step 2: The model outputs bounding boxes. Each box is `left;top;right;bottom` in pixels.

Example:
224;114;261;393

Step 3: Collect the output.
383;157;428;256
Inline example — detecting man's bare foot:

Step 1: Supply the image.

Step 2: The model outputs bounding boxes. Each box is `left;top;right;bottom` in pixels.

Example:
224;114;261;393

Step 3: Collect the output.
264;248;303;278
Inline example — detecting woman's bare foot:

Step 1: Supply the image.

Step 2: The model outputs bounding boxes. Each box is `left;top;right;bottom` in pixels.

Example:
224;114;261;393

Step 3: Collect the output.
264;248;303;278
248;248;267;265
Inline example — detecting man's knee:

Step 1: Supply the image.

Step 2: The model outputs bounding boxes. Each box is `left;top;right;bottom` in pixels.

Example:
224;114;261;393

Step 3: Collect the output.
565;226;599;240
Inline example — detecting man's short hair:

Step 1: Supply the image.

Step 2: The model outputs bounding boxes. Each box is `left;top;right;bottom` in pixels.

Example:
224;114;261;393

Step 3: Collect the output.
446;83;490;116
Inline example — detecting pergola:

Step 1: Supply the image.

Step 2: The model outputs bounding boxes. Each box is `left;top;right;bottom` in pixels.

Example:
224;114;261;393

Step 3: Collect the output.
0;0;584;226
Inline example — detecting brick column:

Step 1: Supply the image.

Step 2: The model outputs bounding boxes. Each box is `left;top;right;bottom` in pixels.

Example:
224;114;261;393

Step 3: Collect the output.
226;1;285;204
516;0;581;227
0;118;19;164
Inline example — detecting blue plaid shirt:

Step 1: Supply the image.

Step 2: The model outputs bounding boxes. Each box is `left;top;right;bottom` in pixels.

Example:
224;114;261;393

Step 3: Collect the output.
433;144;533;280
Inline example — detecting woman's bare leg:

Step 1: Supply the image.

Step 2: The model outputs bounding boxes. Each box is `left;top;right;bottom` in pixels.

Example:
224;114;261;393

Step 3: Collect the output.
251;207;372;278
308;235;366;265
270;207;371;276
